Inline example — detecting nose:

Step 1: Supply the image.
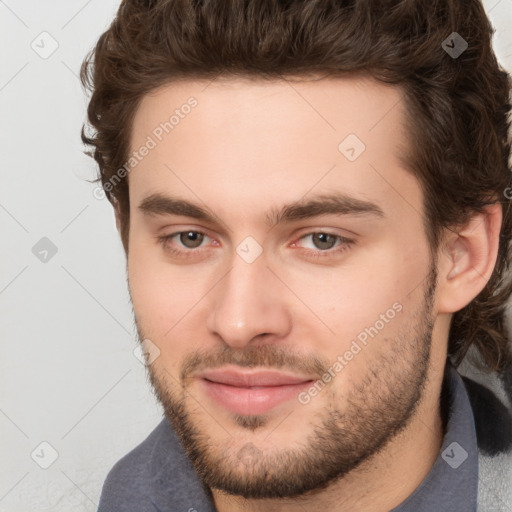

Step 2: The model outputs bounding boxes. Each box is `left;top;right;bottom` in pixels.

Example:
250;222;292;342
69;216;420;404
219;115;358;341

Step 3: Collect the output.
206;252;292;349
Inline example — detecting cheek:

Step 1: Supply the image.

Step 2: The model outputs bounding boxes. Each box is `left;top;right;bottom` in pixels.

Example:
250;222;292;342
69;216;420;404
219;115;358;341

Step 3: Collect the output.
281;244;423;345
128;241;222;374
129;262;193;374
128;242;199;338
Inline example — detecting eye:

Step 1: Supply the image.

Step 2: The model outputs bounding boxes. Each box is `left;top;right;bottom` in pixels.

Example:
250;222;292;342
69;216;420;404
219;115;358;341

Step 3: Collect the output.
157;230;213;253
175;231;206;249
156;229;354;261
293;231;354;259
301;232;339;250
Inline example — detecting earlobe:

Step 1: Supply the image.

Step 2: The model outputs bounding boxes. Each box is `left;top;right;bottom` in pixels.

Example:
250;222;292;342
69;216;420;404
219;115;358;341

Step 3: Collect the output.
437;202;502;314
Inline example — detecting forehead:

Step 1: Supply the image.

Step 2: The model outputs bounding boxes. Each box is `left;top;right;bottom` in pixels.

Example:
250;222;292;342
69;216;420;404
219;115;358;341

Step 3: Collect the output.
128;75;422;225
131;75;407;154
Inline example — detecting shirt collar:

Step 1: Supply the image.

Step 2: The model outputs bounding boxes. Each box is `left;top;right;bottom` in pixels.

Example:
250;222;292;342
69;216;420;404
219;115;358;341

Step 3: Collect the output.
391;360;478;511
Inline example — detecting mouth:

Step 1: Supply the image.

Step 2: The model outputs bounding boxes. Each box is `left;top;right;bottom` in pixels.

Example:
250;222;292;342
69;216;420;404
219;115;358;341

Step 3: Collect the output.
195;366;316;416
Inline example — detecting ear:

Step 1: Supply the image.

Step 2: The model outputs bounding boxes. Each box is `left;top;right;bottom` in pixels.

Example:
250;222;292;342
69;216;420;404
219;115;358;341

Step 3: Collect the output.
436;202;502;314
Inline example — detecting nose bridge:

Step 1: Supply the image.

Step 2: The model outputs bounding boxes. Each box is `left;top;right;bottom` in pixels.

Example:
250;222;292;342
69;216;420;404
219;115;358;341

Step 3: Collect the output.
207;251;290;347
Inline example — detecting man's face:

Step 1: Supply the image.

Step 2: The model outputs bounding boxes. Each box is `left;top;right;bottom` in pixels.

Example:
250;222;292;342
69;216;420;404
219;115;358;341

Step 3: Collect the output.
126;76;440;498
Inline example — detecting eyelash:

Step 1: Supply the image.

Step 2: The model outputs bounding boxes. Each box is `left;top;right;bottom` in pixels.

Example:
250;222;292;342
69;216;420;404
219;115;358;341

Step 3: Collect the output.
156;230;355;260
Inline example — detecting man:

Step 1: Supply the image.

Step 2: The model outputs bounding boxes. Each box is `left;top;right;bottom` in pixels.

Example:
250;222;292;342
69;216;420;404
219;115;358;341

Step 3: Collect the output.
81;0;512;510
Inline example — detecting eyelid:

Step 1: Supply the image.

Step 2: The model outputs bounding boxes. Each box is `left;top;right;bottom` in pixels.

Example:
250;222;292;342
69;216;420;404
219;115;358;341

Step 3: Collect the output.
291;231;353;251
159;229;215;249
157;228;355;257
291;228;353;244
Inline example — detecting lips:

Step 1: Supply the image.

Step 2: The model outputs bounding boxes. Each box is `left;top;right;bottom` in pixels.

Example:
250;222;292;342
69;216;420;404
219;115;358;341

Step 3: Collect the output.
198;367;314;387
196;366;315;416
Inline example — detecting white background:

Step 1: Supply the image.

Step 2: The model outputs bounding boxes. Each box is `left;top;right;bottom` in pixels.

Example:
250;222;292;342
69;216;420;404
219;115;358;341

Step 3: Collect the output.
1;1;511;510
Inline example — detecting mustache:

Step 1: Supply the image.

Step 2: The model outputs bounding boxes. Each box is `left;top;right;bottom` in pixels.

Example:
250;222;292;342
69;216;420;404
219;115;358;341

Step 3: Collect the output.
179;344;330;382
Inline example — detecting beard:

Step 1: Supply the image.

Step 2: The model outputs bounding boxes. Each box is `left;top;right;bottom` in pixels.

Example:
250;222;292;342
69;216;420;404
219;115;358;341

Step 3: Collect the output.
136;262;438;500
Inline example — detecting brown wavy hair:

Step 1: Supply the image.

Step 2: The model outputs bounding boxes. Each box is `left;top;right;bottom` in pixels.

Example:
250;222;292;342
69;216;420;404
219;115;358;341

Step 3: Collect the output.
80;0;512;376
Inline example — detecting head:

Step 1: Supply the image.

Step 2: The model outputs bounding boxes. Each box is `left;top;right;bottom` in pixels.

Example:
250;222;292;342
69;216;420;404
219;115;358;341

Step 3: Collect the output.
81;0;512;500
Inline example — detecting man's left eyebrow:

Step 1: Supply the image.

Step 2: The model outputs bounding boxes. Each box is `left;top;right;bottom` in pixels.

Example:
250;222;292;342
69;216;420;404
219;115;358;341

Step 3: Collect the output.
266;193;385;226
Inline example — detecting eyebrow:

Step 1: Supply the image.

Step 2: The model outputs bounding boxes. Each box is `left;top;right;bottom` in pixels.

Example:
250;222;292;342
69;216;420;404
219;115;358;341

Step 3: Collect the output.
138;192;385;229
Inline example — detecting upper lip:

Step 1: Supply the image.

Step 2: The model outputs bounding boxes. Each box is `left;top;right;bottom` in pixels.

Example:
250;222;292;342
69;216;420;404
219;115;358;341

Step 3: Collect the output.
196;366;316;387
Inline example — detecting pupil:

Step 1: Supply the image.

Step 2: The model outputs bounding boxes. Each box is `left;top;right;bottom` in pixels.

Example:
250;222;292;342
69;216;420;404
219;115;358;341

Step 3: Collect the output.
181;231;203;248
314;233;334;250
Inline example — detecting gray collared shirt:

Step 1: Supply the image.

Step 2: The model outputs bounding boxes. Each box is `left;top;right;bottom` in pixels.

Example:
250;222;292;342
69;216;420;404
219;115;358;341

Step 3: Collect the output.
392;361;478;511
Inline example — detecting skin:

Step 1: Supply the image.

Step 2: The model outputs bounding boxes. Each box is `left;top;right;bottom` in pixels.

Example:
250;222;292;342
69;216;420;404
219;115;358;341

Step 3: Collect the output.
119;75;502;511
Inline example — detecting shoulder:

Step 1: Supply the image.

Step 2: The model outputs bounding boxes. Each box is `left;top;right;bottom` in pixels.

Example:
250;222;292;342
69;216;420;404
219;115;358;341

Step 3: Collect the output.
462;375;512;456
97;419;171;512
459;362;512;512
97;418;215;512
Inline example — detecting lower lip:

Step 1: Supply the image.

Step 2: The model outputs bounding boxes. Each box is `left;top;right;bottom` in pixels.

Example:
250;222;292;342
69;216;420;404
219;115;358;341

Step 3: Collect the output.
200;379;312;416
